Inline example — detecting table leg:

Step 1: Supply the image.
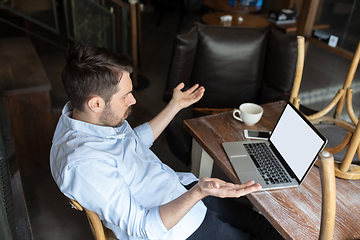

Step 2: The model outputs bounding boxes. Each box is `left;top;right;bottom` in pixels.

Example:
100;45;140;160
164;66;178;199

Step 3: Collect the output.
191;139;214;178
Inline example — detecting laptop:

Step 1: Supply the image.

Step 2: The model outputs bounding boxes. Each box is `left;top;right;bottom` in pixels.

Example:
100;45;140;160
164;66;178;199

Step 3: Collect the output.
222;102;328;190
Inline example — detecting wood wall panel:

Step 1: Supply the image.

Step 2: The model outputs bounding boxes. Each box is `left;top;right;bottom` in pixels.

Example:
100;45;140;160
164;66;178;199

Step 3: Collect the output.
4;90;53;177
0;37;55;177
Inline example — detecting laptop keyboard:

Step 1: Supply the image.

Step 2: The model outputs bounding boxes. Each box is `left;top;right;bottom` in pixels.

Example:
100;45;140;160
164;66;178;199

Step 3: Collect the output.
244;142;292;185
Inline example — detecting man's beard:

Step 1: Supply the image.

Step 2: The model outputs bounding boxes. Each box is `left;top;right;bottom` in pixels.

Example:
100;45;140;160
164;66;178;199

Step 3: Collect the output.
100;106;132;128
119;106;132;126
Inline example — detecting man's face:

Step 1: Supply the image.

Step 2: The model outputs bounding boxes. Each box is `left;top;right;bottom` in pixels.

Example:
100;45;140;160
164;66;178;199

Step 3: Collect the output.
99;72;136;127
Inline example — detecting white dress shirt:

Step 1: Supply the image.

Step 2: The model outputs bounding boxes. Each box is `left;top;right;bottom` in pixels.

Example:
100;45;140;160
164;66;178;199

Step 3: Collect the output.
50;102;206;240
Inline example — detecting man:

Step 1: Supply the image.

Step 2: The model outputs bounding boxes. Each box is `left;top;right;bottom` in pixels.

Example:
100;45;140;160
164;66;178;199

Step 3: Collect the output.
50;44;283;240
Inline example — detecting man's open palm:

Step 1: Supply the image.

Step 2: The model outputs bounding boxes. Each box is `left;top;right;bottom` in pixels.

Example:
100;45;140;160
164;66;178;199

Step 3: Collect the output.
198;177;262;198
172;82;205;110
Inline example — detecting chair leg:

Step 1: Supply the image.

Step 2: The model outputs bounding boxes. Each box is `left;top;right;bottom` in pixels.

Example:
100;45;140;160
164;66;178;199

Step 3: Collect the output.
318;151;336;240
289;36;305;108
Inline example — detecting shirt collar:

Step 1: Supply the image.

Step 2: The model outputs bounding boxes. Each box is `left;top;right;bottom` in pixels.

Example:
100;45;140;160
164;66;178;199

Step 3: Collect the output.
61;101;127;139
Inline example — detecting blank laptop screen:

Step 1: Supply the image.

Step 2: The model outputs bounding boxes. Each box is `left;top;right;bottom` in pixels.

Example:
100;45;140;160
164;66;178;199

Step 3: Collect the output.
269;104;326;181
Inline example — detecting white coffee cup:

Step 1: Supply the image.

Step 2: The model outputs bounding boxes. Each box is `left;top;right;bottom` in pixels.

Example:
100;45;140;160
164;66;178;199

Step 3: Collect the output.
233;103;263;125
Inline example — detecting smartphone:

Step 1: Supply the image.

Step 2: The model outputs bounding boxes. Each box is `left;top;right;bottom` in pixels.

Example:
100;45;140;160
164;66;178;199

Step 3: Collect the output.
243;130;271;140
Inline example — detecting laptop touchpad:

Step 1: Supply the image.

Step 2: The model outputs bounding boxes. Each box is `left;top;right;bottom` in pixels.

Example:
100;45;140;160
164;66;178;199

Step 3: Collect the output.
230;157;257;172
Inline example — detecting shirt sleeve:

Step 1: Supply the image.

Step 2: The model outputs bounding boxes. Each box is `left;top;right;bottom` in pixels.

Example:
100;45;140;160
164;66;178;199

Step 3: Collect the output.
133;122;154;148
176;172;199;186
61;160;168;239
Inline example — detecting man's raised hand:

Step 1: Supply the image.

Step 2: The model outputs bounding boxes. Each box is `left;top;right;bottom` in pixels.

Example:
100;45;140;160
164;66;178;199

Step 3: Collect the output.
171;83;205;110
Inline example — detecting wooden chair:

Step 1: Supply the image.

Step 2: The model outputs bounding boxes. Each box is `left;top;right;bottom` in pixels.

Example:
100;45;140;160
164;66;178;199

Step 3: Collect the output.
317;151;336;240
290;40;360;179
68;198;118;240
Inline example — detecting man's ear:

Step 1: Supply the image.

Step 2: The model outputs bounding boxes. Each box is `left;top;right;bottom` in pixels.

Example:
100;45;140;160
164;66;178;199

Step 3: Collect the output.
87;96;105;113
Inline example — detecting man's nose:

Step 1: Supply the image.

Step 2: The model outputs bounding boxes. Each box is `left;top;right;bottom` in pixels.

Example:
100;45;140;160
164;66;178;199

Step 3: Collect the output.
129;93;136;106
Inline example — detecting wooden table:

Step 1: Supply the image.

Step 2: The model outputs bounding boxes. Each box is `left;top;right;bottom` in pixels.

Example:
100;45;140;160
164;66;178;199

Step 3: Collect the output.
202;12;270;28
204;0;261;14
184;101;360;239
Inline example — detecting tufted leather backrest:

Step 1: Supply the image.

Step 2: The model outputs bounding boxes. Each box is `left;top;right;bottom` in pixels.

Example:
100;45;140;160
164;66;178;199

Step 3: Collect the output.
264;27;297;92
192;24;268;108
259;26;298;103
165;23;298;107
165;25;198;95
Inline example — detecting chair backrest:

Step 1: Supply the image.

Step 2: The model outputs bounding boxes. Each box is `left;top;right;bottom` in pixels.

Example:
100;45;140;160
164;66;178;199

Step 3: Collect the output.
68;198;117;240
165;23;298;108
317;151;336;240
